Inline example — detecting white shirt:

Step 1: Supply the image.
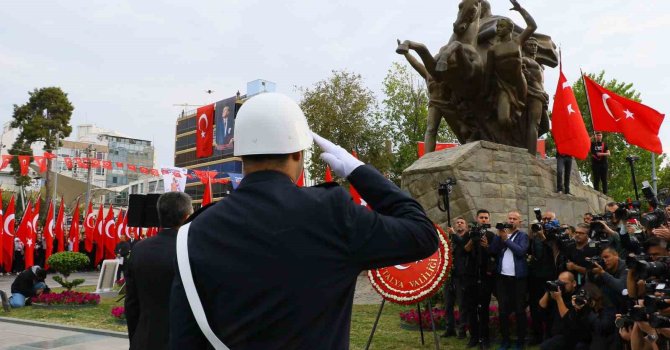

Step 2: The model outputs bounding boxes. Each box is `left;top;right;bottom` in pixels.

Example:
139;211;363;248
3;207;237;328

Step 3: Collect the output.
501;232;518;276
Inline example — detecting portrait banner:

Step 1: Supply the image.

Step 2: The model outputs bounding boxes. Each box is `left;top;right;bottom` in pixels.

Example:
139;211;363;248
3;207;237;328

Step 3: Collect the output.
214;97;236;155
162;166;188;193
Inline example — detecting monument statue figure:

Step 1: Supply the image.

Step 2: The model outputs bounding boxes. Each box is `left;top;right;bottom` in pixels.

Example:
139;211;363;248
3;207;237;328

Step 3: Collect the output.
521;37;550;155
395;0;557;154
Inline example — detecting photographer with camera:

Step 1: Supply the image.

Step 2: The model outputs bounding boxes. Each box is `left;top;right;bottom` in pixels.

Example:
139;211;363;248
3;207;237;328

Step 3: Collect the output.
490;211;529;350
528;211;567;345
538;271;591;349
462;209;497;349
443;217;469;339
566;224;601;287
587;247;628;313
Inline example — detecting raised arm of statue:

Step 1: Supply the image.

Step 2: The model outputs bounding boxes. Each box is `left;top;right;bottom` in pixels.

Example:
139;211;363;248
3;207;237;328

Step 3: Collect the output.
398;39;429;80
509;0;537;46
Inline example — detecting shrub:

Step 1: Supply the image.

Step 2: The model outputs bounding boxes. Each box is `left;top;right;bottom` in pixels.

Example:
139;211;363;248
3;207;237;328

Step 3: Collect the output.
111;306;125;320
47;252;90;290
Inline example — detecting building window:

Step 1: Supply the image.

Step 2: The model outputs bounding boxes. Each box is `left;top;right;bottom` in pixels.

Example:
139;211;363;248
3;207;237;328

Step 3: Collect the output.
112;177;117;184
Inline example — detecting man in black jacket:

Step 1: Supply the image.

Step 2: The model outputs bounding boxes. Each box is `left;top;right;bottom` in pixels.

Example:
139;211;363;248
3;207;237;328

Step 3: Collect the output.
125;192;193;350
169;93;438;349
0;266;49;310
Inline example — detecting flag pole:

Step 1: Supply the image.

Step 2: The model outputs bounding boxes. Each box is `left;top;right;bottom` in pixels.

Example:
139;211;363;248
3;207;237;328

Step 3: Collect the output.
579;68;596;134
652;152;658;195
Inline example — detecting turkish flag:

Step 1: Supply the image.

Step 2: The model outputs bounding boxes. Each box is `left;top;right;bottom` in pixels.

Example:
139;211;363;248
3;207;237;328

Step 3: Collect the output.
0;155;13;171
83;202;95;252
102;160;112;170
33;156;47;173
584;75;665;154
202;177;213;206
196;104;215;158
324;166;333;182
116;162;124;169
74;157;84;168
139;166;149;174
44;201;54;268
44;152;57;160
69;200;81;252
173;171;182;178
31;198;41;243
89;158;101;169
64;157;73;169
103;205;116;260
94;205;104;266
55;199;65;253
551;71;591;159
150;169;160;176
417;142;459;158
127;164;137;172
2;196;16;272
18;156;30;175
161;169;170;175
17;202;34;267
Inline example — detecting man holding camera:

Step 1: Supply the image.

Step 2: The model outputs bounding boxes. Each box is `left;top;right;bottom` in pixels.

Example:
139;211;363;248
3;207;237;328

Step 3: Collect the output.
443;217;469;339
462;209;497;349
591;131;610;194
566;224;600;287
588;247;628;313
539;271;590;349
490;211;529;350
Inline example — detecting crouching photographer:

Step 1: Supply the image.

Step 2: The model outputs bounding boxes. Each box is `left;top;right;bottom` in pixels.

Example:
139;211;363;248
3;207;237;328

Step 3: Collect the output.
539;271;591;350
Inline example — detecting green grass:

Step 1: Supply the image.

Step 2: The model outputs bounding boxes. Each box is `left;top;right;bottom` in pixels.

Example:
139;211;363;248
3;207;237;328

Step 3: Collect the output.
6;289;540;349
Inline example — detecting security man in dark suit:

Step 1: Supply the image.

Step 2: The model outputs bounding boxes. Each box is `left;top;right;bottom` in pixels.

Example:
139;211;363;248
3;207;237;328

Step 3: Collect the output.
169;93;439;349
125;191;193;350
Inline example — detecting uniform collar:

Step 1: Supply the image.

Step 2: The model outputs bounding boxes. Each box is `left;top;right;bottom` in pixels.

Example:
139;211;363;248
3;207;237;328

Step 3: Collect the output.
158;227;178;238
238;170;294;187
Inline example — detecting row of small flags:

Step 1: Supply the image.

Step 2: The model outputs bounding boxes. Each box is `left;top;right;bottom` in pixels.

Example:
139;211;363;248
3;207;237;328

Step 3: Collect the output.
0;192;159;273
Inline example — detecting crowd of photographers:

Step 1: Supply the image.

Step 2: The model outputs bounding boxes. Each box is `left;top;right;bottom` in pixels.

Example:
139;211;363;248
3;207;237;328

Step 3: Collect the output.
443;193;670;350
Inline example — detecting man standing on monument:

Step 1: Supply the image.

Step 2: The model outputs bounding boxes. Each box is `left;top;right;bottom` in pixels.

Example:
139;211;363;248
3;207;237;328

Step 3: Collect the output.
169;93;438;349
590;131;610;194
489;211;529;350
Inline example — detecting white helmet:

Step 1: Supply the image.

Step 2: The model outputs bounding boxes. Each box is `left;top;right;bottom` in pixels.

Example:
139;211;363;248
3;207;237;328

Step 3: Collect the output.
234;93;313;156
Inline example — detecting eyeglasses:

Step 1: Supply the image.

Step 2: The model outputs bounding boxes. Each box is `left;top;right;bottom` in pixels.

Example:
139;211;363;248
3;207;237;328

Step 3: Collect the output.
542;217;551;221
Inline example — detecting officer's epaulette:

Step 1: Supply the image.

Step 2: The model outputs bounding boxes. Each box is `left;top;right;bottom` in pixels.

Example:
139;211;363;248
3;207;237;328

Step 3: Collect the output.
312;181;339;189
185;202;216;224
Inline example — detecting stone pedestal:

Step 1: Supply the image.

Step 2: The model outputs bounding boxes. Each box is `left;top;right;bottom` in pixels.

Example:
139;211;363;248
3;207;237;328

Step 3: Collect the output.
402;141;611;227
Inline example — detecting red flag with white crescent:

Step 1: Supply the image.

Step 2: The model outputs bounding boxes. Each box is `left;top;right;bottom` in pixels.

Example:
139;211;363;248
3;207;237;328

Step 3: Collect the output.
17;202;34;267
69;200;81;252
196;104;215;158
84;202;95;252
55;199;65;252
95;205;104;266
2;196;16;272
0;155;13;171
64;157;73;169
44;201;54;268
103;205;116;259
18;156;31;176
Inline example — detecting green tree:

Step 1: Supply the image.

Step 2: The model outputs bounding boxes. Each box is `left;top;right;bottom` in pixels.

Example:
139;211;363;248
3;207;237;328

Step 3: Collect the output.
381;62;456;184
10;87;74;210
546;71;666;201
299;70;391;182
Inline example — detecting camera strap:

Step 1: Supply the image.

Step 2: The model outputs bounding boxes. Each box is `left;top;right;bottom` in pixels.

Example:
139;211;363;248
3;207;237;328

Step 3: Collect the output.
176;222;230;350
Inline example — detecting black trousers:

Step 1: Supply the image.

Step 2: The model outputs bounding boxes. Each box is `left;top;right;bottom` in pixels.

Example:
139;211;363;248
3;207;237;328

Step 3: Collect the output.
592;162;608;194
443;275;467;333
497;275;527;344
528;277;550;341
556;156;572;193
464;276;494;343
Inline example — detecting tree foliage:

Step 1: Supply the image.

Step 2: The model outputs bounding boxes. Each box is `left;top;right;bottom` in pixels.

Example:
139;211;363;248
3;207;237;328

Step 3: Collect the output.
381;62;456;184
299;70;391;182
9;87;74;200
546;71;666;202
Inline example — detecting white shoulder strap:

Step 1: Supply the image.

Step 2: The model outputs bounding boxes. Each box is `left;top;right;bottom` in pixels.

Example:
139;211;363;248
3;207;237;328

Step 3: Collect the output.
176;223;230;350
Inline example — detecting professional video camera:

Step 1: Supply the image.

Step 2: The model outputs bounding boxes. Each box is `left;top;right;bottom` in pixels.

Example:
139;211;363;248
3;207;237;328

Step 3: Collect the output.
468;223;491;243
545;280;566;293
641;209;667;230
626;254;670;279
584;256;605;269
496;223;513;230
589;213;613;240
574;289;589;307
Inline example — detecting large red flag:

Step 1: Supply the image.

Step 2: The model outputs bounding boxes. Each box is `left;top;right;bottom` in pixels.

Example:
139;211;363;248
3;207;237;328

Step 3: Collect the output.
44;201;54;268
84;202;95;252
69;200;81;252
17;202;34;267
584;75;665;154
0;155;13;171
115;210;125;240
551;71;591;159
31;198;41;238
196;104;215;158
94;205;104;266
55;199;65;252
18;156;31;176
33;156;47;173
103;205;116;259
2;197;16;272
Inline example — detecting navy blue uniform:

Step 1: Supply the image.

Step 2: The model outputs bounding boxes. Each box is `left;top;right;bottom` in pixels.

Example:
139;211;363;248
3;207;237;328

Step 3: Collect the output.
169;165;438;350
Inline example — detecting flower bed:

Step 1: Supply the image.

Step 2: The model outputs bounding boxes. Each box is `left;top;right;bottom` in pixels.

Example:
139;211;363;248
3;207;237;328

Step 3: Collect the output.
33;291;100;307
111;306;126;323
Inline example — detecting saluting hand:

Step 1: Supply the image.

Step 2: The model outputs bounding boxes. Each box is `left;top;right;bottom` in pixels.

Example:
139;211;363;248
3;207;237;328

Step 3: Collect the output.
312;132;364;178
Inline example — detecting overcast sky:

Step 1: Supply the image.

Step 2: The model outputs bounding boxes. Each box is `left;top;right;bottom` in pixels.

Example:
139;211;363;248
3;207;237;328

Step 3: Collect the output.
2;0;668;166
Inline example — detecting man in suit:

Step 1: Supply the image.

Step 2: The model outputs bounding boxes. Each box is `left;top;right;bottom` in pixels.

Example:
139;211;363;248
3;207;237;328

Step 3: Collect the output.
125;192;193;350
169;93;438;349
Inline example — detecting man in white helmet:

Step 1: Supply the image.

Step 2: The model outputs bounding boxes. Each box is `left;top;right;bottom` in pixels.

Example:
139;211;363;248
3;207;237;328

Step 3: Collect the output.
169;92;438;349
